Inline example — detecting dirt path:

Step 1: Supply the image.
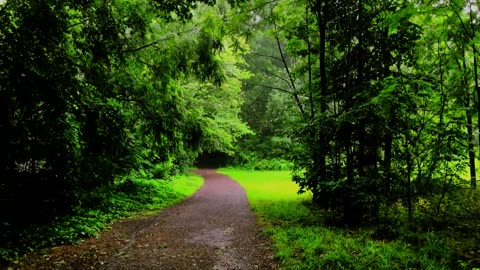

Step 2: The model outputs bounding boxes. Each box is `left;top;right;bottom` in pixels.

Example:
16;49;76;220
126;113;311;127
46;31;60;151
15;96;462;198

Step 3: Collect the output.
15;169;277;270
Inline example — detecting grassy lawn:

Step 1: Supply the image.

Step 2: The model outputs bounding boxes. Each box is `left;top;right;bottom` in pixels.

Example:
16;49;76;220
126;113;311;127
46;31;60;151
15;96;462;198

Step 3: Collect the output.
217;170;310;201
170;173;205;198
218;170;313;227
219;169;454;270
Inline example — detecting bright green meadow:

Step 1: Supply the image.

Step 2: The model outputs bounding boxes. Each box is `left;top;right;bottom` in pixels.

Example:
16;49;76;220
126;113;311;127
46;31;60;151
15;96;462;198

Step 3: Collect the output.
219;169;455;270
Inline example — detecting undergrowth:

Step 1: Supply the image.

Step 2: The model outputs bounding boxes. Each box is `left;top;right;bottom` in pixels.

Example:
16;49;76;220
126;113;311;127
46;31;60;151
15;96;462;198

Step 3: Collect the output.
0;173;203;265
220;169;472;269
229;153;293;170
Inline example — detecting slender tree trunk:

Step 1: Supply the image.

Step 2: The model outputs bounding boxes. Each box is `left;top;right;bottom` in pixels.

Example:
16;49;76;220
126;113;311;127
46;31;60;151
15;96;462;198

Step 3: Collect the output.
309;0;327;183
306;6;315;120
405;131;413;224
384;130;392;196
275;37;306;117
381;24;393;200
356;0;366;179
345;138;355;224
467;102;476;186
473;45;479;188
406;160;413;224
318;0;327;181
463;49;477;187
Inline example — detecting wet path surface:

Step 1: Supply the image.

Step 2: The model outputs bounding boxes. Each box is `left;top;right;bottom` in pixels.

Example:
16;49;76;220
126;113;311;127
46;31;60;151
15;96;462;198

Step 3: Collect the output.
16;169;277;270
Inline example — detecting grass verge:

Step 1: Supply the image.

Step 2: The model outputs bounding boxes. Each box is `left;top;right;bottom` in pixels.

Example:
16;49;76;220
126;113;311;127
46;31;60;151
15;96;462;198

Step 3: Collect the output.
219;168;456;270
0;173;203;265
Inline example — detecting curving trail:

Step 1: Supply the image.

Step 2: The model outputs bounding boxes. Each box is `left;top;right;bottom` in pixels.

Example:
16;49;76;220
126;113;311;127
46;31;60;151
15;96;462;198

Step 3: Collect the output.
16;169;277;270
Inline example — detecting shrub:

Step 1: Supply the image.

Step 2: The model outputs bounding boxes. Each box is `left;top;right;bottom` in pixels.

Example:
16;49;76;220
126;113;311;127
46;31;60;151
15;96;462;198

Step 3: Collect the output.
229;152;293;170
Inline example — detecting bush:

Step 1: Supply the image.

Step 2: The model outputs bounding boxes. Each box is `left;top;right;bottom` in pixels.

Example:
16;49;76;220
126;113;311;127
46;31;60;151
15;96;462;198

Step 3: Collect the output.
230;153;293;170
269;225;453;270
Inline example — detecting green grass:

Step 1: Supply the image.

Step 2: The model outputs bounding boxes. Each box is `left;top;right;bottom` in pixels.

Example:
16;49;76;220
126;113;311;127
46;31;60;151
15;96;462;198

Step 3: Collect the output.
0;173;203;265
218;170;313;227
218;170;309;201
170;173;204;197
220;168;455;270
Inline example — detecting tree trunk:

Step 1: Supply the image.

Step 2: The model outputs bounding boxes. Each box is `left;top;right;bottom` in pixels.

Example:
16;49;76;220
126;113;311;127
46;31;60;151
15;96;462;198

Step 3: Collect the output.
405;134;413;224
318;0;327;181
462;48;477;188
467;104;476;187
384;131;392;197
473;45;479;188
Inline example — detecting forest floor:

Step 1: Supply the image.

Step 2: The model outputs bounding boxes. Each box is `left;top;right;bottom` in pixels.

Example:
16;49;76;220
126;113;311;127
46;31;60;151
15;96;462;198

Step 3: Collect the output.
13;169;277;270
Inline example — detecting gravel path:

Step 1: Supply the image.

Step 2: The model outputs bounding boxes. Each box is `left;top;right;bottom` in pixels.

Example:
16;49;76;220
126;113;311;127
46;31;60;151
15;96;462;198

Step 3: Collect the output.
15;169;278;270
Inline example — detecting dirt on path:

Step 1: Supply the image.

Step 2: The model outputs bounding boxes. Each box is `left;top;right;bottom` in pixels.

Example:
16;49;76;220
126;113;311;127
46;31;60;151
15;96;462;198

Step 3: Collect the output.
14;169;278;270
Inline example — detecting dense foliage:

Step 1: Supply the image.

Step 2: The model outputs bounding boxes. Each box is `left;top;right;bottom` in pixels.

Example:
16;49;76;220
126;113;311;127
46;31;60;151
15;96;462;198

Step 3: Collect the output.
232;0;480;224
0;0;249;263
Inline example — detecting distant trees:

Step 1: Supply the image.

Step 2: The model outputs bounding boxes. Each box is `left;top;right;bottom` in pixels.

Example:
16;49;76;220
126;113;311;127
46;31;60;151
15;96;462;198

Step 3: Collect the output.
232;34;297;169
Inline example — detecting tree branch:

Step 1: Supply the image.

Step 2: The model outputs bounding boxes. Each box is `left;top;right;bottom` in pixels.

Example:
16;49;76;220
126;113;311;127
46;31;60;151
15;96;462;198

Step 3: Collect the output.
225;70;295;95
231;0;279;15
123;26;199;53
275;36;306;117
243;81;294;95
249;51;284;62
244;57;294;89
